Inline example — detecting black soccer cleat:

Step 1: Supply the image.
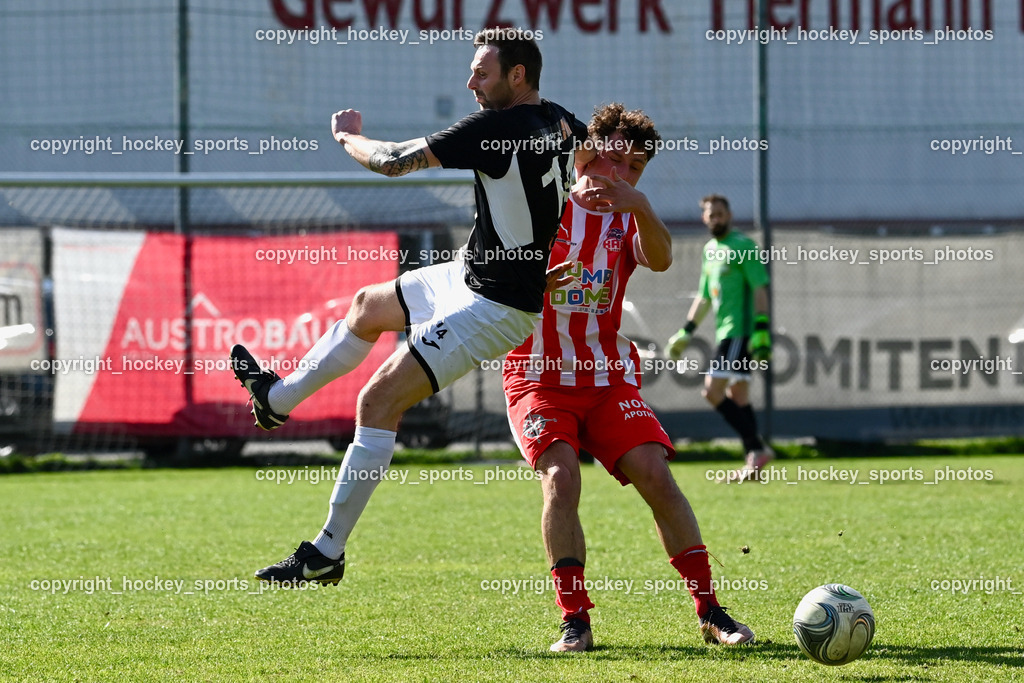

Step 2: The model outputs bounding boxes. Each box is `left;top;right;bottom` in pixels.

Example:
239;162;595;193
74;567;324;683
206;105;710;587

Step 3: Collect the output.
230;343;289;430
699;605;755;645
255;541;345;585
550;617;593;652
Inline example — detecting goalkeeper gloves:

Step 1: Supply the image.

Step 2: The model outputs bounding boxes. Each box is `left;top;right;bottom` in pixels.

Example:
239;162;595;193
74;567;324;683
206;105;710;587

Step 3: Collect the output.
748;314;772;362
666;321;697;360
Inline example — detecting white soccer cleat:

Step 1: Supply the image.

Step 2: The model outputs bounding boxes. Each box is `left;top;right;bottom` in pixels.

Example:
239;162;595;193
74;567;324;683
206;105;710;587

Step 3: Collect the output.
716;444;775;483
550;618;593;652
700;606;755;645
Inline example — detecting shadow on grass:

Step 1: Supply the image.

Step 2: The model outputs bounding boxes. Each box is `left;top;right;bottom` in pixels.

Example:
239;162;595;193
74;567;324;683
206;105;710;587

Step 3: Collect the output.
354;641;789;662
360;642;1023;669
863;644;1024;668
482;640;801;662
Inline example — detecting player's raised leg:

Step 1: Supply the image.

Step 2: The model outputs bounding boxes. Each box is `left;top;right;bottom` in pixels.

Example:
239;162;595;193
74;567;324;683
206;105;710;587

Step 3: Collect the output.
256;260;539;584
230;281;406;430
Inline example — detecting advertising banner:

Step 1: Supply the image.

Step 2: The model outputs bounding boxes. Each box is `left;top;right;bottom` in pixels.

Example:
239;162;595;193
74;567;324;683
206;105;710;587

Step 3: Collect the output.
52;228;398;436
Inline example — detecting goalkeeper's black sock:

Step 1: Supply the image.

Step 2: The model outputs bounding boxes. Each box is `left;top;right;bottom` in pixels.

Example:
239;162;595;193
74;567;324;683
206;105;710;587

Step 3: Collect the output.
739;404;765;452
714;397;744;432
715;398;763;452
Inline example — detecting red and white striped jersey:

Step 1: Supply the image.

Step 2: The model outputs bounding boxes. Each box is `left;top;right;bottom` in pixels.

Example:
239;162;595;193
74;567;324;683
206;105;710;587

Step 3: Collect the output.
504;196;643;387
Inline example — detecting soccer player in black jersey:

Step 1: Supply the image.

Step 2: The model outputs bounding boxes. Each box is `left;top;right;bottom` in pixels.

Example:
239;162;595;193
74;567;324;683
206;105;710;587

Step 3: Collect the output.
231;28;589;587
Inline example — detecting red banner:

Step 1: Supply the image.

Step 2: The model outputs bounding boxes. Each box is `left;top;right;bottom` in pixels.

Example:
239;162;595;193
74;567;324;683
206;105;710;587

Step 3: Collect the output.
54;229;399;437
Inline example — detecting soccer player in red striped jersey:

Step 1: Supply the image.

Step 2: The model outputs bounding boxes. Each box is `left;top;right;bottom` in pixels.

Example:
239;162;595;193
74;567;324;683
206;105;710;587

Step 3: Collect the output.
503;104;754;652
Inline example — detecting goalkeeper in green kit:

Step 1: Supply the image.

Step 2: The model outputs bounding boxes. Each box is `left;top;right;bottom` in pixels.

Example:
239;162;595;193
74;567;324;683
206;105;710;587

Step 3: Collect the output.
666;194;774;482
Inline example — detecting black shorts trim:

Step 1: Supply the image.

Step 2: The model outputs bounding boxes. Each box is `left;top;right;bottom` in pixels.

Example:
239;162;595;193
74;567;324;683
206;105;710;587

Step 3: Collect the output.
405;337;441;395
395;278;439;393
394;279;411;332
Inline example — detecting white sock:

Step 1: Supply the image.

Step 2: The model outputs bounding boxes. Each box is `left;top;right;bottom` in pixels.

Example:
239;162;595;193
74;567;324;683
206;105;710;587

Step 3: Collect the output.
312;426;396;560
268;319;375;415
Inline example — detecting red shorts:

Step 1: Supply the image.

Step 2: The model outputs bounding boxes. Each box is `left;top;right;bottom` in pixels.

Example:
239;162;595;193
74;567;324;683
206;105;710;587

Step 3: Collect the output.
504;375;675;486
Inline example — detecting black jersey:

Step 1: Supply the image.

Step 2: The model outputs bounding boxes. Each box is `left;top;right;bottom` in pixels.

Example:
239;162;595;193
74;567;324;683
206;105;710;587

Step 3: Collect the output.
426;100;587;313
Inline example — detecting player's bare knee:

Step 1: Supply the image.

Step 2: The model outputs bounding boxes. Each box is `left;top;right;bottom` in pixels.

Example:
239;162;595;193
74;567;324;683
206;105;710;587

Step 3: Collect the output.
620;446;666;483
347;286;382;337
356;380;404;430
727;382;749;405
347;282;404;339
357;352;435;430
542;470;580;509
537;452;580;502
623;447;681;498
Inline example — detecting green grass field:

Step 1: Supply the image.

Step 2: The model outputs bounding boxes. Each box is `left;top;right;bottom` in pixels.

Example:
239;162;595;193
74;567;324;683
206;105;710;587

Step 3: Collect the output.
2;455;1022;681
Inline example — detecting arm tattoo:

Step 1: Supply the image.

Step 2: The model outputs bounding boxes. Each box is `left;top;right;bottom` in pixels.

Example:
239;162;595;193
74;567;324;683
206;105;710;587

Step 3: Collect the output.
367;141;429;177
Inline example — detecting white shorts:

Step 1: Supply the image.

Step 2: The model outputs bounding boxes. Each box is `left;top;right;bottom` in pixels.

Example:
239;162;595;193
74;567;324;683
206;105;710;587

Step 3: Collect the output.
396;260;540;393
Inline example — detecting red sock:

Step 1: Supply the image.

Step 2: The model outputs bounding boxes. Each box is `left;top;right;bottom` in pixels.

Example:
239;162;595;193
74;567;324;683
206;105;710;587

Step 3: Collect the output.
669;545;720;618
551;566;595;624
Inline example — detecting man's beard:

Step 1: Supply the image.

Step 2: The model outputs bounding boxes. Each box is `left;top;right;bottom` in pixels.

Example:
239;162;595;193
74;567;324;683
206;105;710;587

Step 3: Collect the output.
709;222;729;238
476;82;513;110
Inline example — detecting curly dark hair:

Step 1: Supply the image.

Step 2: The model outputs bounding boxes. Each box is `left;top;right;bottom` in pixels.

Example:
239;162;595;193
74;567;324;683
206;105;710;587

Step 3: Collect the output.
588;102;662;161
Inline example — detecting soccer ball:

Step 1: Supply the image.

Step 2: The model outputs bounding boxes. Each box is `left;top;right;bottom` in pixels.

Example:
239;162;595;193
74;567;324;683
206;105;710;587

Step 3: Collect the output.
793;584;875;666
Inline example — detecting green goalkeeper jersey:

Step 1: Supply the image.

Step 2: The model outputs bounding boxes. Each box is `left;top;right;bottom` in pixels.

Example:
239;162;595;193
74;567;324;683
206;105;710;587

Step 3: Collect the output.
699;230;770;343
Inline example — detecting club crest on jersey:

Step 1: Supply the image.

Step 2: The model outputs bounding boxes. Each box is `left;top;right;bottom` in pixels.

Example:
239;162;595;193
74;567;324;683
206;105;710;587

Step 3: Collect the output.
603;227;625;252
522;412;557;440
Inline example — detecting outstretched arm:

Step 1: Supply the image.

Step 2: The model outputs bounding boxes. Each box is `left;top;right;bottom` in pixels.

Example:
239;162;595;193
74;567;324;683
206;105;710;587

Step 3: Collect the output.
332;109;440;177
